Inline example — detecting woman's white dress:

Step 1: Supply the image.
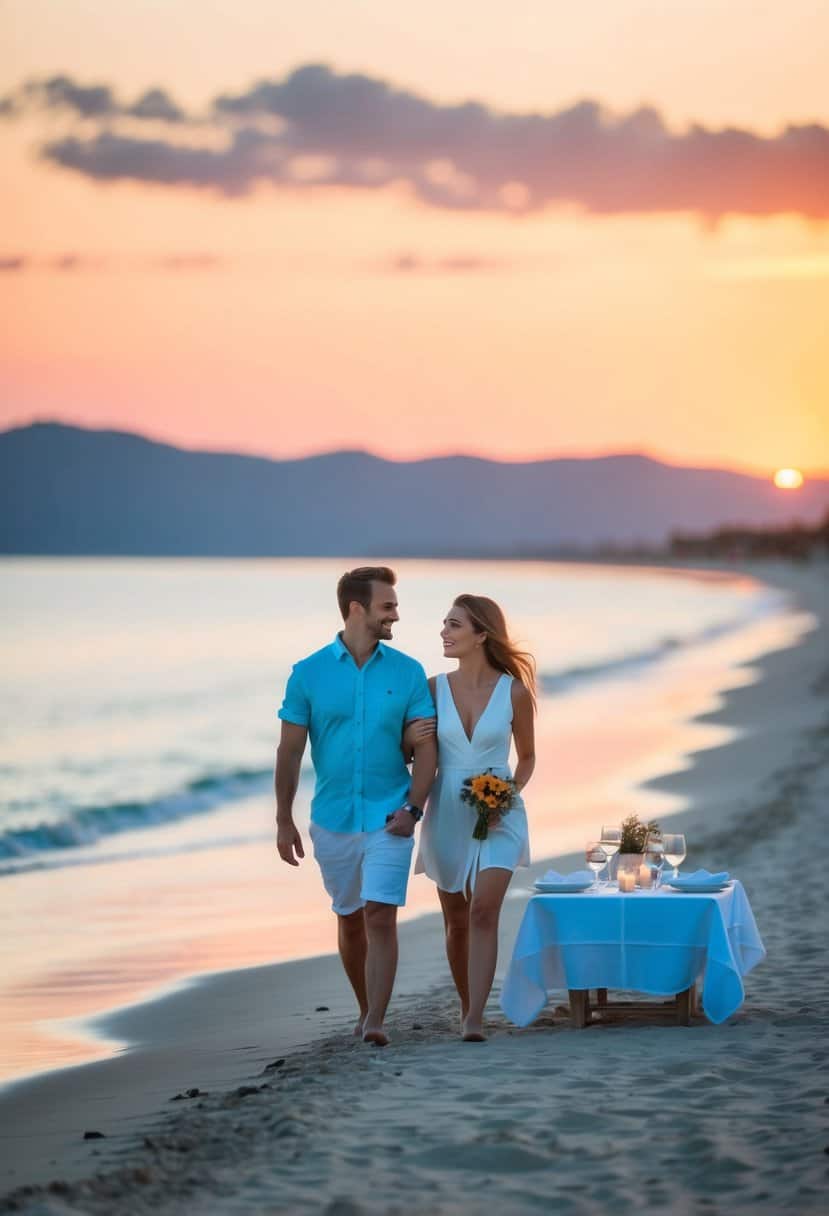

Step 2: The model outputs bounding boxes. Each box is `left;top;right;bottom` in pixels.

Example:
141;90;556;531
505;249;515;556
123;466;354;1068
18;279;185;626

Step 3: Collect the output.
415;672;530;894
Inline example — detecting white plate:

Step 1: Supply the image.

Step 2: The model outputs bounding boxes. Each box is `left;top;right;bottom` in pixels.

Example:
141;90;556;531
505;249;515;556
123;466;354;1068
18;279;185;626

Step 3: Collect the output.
666;882;731;893
533;882;593;894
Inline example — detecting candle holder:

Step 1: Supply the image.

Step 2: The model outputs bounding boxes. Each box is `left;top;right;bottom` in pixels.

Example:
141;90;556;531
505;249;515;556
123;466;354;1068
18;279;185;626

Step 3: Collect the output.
616;853;645;879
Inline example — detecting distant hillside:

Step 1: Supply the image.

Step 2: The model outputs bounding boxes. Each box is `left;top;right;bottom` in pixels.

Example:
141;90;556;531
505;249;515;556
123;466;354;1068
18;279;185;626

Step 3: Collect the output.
2;422;827;555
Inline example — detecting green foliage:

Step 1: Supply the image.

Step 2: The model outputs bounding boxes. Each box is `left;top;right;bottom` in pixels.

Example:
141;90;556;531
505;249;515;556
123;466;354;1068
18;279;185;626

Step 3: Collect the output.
619;814;660;854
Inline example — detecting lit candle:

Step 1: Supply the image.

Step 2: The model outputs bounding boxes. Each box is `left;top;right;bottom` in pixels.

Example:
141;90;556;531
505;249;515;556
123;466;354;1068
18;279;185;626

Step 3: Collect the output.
619;871;635;892
638;864;652;889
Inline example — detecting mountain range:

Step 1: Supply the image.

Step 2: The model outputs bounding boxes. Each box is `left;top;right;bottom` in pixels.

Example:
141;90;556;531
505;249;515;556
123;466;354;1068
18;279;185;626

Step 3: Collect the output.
2;422;827;555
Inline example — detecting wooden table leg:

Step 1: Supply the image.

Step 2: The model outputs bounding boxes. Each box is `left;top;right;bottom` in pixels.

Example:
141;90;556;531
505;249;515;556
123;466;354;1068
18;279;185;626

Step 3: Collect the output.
676;987;692;1026
569;989;590;1028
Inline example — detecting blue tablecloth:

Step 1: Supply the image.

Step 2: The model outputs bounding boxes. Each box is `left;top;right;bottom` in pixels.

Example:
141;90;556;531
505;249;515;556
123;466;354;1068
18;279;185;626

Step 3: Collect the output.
500;881;765;1026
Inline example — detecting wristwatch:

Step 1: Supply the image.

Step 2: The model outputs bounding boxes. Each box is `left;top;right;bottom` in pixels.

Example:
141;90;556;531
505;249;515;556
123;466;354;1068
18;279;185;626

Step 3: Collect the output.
402;801;423;822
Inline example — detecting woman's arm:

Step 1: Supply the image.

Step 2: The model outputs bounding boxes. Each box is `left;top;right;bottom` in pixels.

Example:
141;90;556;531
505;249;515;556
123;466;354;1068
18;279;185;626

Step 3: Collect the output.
401;677;438;761
511;680;536;793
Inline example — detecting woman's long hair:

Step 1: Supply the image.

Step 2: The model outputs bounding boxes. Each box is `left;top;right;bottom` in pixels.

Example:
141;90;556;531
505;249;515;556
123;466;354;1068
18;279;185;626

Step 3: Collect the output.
453;594;537;712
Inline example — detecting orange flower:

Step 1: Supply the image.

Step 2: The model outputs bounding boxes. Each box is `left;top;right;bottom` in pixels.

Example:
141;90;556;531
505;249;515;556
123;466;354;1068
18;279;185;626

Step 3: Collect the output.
461;769;516;838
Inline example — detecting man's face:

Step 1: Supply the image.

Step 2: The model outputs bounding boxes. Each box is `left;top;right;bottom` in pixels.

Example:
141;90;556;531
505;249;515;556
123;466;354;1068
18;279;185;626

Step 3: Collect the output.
363;582;399;641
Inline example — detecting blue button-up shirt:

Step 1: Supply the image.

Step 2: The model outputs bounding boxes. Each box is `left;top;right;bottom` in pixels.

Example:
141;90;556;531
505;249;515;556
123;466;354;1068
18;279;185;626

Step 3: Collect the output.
278;635;435;834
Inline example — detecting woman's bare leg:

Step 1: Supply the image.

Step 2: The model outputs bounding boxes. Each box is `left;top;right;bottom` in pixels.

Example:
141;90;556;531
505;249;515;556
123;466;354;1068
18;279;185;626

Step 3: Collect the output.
438;887;471;1019
463;867;512;1041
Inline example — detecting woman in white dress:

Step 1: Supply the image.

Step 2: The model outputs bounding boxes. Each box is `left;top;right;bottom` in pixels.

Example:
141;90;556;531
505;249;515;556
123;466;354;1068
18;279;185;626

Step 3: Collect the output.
408;594;536;1041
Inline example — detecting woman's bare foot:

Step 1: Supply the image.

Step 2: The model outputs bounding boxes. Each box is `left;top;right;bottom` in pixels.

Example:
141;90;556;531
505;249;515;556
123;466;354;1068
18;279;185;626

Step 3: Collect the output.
362;1025;389;1046
461;1018;486;1042
353;1015;367;1037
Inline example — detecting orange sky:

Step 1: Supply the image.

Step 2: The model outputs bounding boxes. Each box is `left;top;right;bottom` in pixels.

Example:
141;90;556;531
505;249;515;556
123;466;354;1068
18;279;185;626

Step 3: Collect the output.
2;1;828;473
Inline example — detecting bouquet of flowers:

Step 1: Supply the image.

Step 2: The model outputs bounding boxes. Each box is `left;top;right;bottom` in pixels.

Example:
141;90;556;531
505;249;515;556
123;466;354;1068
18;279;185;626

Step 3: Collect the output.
460;769;517;840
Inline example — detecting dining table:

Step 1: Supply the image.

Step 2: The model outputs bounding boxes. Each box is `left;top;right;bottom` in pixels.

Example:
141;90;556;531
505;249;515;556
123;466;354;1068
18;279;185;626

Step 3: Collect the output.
500;880;765;1028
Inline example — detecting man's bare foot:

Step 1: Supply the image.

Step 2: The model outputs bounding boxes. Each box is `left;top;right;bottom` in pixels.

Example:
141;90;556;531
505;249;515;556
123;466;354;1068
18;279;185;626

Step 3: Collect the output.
362;1025;389;1046
461;1019;486;1042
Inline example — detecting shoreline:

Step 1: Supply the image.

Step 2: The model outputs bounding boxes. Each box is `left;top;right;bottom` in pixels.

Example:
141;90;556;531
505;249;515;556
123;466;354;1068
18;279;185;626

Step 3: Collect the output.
1;559;827;1210
0;559;795;1088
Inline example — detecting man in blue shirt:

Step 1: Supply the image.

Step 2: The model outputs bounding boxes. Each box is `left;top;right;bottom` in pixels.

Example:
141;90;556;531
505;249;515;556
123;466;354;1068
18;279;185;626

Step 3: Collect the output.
276;566;437;1045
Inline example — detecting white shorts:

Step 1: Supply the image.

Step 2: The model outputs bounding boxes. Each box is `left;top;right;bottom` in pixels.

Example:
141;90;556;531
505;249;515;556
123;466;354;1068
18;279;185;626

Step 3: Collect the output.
309;822;415;916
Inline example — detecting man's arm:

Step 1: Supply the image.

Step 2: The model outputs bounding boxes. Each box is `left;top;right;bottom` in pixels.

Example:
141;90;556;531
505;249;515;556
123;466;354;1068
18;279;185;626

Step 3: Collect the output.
275;721;308;865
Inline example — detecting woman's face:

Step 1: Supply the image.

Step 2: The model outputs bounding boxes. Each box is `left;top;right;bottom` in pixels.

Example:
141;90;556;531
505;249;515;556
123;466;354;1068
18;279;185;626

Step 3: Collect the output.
441;602;484;659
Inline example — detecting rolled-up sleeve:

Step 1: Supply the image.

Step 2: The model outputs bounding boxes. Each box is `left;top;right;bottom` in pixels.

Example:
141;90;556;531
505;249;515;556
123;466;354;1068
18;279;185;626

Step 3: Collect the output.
405;663;436;723
278;665;311;727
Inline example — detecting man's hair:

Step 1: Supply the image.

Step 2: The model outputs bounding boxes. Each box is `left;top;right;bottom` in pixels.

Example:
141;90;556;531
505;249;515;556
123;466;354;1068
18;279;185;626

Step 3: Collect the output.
336;566;397;621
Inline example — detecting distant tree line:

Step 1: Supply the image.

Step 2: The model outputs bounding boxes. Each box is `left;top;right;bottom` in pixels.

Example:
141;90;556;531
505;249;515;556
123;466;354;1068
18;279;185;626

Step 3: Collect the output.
669;508;829;562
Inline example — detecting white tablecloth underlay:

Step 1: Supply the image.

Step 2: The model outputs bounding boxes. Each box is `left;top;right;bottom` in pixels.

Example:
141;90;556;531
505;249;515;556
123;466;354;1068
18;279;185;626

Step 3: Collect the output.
500;881;766;1026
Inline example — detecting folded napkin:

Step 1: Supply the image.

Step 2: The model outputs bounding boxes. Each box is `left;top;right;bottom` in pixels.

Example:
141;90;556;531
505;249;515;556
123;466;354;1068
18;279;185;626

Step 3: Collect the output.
537;869;594;885
669;868;730;886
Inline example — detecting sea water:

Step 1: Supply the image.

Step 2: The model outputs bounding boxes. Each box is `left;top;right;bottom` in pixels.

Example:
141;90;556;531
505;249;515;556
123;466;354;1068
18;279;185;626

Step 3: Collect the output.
0;557;811;1079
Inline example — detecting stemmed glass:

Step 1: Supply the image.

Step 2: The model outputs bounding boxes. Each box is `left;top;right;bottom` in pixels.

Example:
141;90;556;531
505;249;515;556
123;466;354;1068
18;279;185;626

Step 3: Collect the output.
662;833;687;880
586;843;607;891
599;826;621;885
644;832;665;889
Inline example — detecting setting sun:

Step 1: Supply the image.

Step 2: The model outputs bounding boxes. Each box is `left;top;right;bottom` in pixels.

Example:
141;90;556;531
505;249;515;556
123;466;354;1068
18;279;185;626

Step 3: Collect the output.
774;468;805;490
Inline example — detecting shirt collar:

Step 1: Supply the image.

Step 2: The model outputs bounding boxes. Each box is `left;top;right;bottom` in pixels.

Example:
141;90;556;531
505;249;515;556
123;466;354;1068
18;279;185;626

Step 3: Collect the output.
331;633;386;663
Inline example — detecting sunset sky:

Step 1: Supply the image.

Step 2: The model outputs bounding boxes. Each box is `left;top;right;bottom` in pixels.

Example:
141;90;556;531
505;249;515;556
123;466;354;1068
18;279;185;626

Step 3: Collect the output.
3;1;828;473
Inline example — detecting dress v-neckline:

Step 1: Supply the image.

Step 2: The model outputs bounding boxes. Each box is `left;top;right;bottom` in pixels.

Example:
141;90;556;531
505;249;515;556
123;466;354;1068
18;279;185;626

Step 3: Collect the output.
444;672;505;745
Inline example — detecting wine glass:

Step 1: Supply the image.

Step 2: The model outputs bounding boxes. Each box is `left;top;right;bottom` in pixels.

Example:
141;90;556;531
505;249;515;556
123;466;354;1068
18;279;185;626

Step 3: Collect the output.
599;825;621;885
644;832;665;889
662;833;686;880
585;843;607;890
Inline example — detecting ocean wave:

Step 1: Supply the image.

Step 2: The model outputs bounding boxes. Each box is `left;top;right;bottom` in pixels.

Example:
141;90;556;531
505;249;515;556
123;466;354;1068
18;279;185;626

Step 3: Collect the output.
1;588;787;869
539;592;784;693
0;828;273;879
0;767;273;863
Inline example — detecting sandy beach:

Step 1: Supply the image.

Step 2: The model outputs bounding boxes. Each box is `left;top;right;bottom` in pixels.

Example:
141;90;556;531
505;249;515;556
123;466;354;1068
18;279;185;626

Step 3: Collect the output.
1;560;827;1215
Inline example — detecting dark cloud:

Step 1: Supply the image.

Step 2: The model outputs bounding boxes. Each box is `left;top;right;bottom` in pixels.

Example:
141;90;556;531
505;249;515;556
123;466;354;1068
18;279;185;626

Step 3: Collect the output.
390;253;503;273
127;88;186;123
0;252;224;273
28;75;117;118
51;254;83;270
47;253;110;271
7;76;186;124
154;254;224;270
41;128;273;194
9;65;829;219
